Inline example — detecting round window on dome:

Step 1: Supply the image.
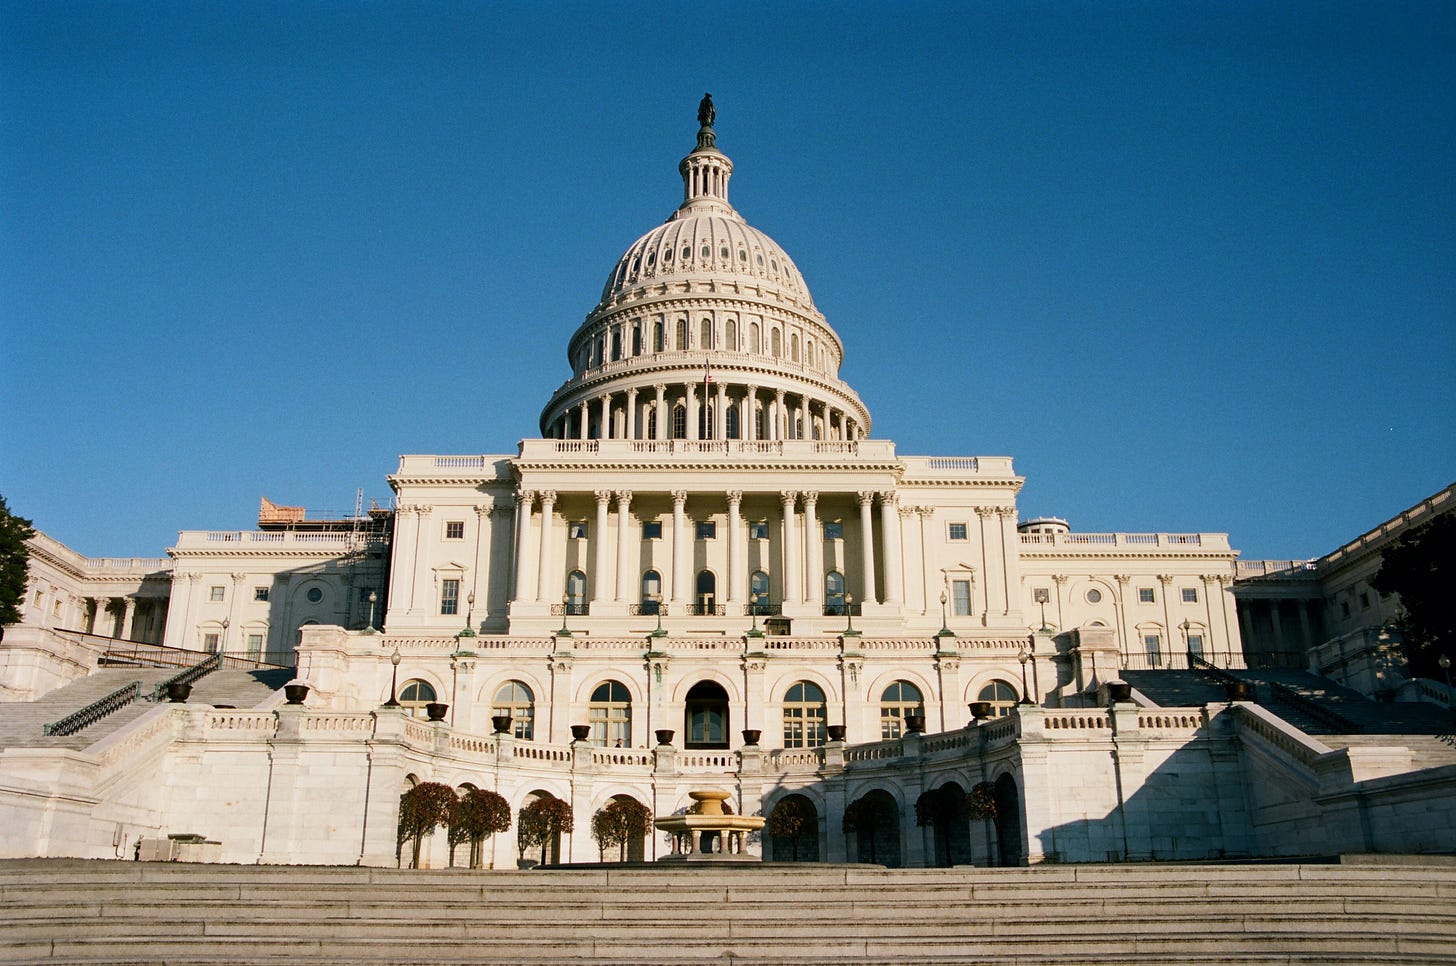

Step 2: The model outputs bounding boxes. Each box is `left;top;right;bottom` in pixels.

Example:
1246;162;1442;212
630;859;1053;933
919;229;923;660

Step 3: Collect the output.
306;587;323;604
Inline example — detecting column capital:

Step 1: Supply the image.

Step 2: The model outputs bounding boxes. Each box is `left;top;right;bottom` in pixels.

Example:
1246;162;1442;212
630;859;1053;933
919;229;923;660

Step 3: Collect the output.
626;385;639;397
416;504;434;515
801;490;818;507
538;490;557;506
1052;574;1069;585
654;383;667;395
774;387;786;400
781;489;800;505
877;489;897;505
474;501;494;516
515;488;537;508
185;573;202;584
594;489;613;506
231;572;248;584
898;504;917;519
975;505;997;518
725;490;743;507
396;504;417;517
670;489;688;507
614;489;633;507
998;506;1017;519
1114;574;1131;585
916;506;936;519
856;490;875;507
1157;574;1175;585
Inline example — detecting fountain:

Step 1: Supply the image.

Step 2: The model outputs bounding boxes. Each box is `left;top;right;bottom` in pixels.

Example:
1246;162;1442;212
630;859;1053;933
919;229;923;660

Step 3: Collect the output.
654;790;765;863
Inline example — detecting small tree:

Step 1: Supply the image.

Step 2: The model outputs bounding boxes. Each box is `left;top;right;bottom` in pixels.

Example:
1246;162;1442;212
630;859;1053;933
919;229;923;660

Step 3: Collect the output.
1372;513;1455;678
0;495;36;638
451;788;512;868
915;787;959;868
767;797;811;861
842;795;884;863
966;782;998;822
591;797;653;861
398;781;458;869
518;795;574;866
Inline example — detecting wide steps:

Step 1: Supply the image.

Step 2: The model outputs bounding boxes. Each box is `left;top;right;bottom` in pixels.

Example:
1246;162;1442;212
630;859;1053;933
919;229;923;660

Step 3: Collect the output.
2;860;1455;964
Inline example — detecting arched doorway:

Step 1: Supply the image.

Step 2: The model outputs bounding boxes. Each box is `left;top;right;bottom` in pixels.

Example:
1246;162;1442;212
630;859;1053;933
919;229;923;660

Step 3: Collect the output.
766;793;819;862
844;788;901;867
606;793;649;862
934;780;972;866
694;570;716;615
994;773;1023;866
684;680;729;749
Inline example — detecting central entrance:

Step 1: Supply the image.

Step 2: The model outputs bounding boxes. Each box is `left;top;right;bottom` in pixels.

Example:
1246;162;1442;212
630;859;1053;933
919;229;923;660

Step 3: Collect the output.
684;680;729;749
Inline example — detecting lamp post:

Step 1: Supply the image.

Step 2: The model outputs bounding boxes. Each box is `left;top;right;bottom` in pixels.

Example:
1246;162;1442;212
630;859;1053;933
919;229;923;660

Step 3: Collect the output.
1017;643;1034;705
1033;587;1050;632
459;592;476;638
557;595;573;638
843;593;859;636
1440;654;1453;717
936;590;953;638
383;648;402;707
363;591;378;634
219;617;229;655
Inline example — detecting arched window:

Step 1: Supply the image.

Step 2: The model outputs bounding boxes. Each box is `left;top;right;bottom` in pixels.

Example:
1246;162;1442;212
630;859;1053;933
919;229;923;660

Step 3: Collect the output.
771;328;782;358
806;337;815;367
566;570;586;615
671;404;687;440
399;679;437;719
725;319;737;350
755;405;768;440
611;329;621;361
588;681;631;747
749;570;771;615
824;571;846;616
694;570;717;615
725;405;740;440
641;570;662;615
492;681;534;739
646;407;658;440
749;322;761;354
654;321;665;352
631;324;642;356
595;336;604;366
700;317;712;349
978;680;1019;718
699;403;713;439
685;680;728;749
880;681;923;739
790;332;799;361
676;318;688;350
783;681;827;748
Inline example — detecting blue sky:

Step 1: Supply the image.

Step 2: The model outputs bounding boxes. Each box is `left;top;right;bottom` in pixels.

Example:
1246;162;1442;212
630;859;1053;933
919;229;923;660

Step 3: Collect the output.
2;1;1452;561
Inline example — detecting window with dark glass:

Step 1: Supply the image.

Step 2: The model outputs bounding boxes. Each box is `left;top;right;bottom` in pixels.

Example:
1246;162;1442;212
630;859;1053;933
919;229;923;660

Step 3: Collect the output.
783;681;827;748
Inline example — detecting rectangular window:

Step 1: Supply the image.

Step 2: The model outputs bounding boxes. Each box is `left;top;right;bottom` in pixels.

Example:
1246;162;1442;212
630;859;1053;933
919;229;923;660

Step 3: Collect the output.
209;586;225;602
823;521;843;540
1138;587;1155;604
1187;634;1205;657
951;579;972;616
245;634;263;658
444;521;465;540
1181;587;1198;604
749;521;769;540
1340;600;1351;619
1144;634;1163;666
642;521;663;539
696;521;716;540
1359;591;1370;610
253;586;269;602
947;522;968;541
569;521;588;539
440;578;460;616
202;633;220;654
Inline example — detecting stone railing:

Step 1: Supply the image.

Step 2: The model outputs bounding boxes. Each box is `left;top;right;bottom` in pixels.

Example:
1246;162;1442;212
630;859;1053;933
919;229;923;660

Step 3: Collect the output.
205;710;278;738
677;751;738;773
1235;559;1318;579
1018;532;1230;550
174;530;387;549
1232;703;1332;770
1135;712;1205;734
1044;713;1111;731
900;455;1015;477
844;739;904;762
516;438;898;463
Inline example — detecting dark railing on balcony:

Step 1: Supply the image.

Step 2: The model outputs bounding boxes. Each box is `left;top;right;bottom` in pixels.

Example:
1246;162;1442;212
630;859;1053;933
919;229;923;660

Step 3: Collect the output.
822;602;862;617
629;602;666;616
42;680;142;736
1121;650;1248;672
745;602;781;617
549;602;589;617
148;653;222;703
685;603;726;617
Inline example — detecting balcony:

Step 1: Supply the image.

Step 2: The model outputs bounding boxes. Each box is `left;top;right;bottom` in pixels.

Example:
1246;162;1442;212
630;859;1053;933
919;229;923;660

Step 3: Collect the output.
515;438;899;464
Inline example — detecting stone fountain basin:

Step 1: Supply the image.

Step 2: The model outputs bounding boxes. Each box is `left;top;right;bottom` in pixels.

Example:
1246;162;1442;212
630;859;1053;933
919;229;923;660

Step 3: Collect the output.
654;814;765;834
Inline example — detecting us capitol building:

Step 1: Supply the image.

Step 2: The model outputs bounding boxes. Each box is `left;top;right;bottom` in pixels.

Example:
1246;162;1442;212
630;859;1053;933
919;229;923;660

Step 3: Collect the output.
4;100;1451;868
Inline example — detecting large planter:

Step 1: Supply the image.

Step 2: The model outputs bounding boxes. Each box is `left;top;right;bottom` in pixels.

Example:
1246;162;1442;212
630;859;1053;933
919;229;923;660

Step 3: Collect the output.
491;714;513;735
969;701;993;721
283;684;309;705
654;729;675;746
570;724;592;742
516;858;538;870
826;724;847;742
903;714;926;734
166;682;192;704
1224;680;1252;702
425;702;449;722
1108;682;1133;704
741;729;762;746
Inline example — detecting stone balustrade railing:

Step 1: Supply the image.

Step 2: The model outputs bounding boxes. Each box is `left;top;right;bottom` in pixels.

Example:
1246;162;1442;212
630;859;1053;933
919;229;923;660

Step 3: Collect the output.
1019;531;1231;550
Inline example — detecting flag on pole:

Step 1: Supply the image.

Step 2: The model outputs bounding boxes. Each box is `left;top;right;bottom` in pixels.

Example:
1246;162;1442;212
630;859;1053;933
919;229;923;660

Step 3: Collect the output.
704;357;712;384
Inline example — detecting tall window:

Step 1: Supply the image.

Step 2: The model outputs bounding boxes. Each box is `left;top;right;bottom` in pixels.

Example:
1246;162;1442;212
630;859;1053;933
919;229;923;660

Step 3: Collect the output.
631;324;642;355
749;322;761;354
440;578;460;616
1187;633;1205;657
790;332;799;361
492;681;534;739
685;680;728;749
641;570;662;614
695;570;717;614
566;570;586;615
588;681;631;747
726;406;740;440
880;681;923;739
654;321;665;352
699;402;713;439
646;407;657;440
725;319;737;350
611;329;621;360
676;318;688;350
700;317;712;348
245;634;263;659
824;571;846;616
1144;634;1163;666
672;404;687;439
783;681;827;748
771;329;782;358
951;579;972;616
399;680;436;719
749;570;771;614
978;680;1018;717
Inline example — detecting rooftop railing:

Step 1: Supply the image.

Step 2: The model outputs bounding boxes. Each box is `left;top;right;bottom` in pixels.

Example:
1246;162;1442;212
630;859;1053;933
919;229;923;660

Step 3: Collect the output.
1019;531;1231;550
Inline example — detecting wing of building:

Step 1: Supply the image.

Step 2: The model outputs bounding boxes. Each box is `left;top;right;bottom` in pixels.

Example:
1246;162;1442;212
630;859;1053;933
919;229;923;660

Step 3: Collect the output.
2;103;1452;868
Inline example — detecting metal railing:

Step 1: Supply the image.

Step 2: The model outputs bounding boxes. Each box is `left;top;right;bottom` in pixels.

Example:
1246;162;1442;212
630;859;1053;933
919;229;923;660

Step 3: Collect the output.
42;680;142;736
685;603;726;617
629;603;666;616
1268;682;1363;734
822;602;862;617
73;633;291;671
746;602;782;617
1121;650;1247;672
549;603;589;617
147;653;223;703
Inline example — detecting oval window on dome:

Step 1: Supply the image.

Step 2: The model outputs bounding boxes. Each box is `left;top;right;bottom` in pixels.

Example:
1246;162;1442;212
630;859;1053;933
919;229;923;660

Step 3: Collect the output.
771;258;778;271
663;247;672;262
631;256;640;273
738;249;747;262
755;253;763;267
646;251;655;267
720;245;729;259
700;245;710;259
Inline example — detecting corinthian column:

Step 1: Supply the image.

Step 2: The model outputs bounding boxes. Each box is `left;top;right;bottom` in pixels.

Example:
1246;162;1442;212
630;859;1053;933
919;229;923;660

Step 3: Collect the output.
670;490;689;607
511;491;535;603
879;490;903;605
857;491;878;604
592;490;612;604
781;491;801;604
726;490;743;606
614;491;634;602
535;490;557;604
803;491;822;606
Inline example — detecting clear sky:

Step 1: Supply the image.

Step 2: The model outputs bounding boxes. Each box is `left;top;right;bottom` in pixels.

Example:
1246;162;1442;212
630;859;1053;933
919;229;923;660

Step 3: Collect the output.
2;1;1452;562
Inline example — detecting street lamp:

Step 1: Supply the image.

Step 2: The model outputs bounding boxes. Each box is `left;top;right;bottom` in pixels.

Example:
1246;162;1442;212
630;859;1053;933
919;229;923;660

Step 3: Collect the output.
936;590;954;638
557;595;573;638
363;591;378;634
1033;588;1050;632
843;593;859;636
383;648;402;707
1440;654;1453;716
459;592;476;638
1017;643;1034;705
219;617;229;655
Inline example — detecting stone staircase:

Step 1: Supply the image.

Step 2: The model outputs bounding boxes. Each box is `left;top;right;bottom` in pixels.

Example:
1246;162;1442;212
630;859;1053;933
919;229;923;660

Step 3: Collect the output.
0;668;293;751
1;859;1454;964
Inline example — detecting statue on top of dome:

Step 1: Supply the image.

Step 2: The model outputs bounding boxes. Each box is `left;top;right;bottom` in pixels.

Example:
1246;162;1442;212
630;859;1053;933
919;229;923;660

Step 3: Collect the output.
697;93;715;128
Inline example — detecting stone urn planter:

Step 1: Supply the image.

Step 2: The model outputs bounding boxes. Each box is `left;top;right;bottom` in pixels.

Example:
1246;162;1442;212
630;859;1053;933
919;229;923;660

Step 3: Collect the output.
826;725;847;742
283;684;309;705
741;729;761;746
425;702;449;722
969;701;993;721
166;682;192;703
903;714;926;734
516;858;538;870
1224;680;1252;702
1108;682;1133;704
570;724;592;742
655;729;675;746
491;714;512;734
